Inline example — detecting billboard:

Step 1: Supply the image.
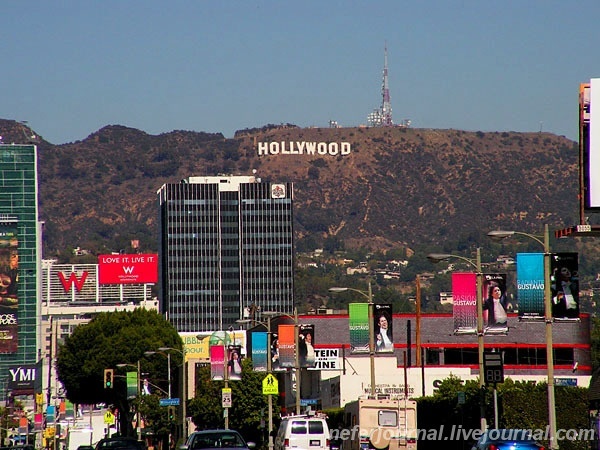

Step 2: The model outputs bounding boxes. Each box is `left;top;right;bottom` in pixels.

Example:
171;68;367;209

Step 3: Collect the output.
374;303;393;352
277;324;296;368
551;252;580;320
516;253;545;319
227;345;243;380
98;253;158;284
298;324;316;368
452;273;477;334
582;79;600;210
348;303;369;354
0;223;18;353
7;363;41;393
482;274;509;335
250;331;268;372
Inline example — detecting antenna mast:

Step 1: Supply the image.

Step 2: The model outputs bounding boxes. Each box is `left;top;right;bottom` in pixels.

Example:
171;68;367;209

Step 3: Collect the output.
381;43;393;126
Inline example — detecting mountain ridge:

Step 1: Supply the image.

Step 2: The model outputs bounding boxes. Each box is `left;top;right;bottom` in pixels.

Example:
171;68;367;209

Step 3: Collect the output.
0;119;581;257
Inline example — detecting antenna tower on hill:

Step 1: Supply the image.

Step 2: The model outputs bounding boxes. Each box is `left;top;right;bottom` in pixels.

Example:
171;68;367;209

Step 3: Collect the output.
367;43;394;127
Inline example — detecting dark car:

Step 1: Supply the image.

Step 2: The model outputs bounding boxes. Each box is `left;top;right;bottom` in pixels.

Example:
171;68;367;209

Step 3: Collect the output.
180;430;256;450
78;446;95;450
95;437;146;450
472;429;545;450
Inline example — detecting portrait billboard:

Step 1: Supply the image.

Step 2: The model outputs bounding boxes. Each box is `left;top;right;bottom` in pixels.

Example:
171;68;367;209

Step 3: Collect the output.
374;304;393;352
551;253;579;320
298;324;315;368
482;274;509;335
227;345;243;380
0;223;18;353
98;253;158;285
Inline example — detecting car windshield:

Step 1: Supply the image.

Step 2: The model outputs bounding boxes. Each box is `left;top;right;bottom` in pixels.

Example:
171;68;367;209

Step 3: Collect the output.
191;433;246;449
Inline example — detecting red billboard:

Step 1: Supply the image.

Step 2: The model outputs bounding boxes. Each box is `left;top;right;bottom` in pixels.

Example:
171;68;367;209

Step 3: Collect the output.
98;254;158;285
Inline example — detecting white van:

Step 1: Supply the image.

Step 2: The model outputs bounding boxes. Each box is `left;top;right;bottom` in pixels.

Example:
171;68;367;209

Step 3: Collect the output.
275;413;330;450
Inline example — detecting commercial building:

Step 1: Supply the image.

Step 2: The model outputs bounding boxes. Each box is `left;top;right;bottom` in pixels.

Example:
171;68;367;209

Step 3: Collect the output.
38;259;157;400
157;176;294;332
0;144;41;399
236;312;591;412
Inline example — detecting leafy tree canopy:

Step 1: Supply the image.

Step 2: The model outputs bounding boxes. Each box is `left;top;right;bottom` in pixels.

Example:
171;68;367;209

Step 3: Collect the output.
55;309;182;435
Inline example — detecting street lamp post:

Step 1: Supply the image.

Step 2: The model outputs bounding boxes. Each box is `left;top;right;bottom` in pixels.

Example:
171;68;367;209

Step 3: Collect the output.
144;351;172;398
158;347;188;439
329;281;375;398
427;248;486;431
488;224;557;449
144;350;173;446
117;361;142;441
197;332;231;429
236;316;275;450
261;309;301;415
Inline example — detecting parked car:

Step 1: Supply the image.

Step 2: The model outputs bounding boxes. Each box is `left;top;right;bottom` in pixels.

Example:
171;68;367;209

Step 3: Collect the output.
95;437;146;450
472;429;545;450
180;430;256;450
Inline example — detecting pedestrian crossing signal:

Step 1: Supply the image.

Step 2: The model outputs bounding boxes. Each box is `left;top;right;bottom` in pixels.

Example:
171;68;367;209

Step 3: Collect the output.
104;369;114;389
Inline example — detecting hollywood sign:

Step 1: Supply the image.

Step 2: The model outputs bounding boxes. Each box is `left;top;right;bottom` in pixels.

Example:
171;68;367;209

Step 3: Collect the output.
257;141;351;156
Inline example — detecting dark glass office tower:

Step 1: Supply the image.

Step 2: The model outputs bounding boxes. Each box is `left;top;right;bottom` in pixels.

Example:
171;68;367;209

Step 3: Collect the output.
158;176;294;332
0;144;40;397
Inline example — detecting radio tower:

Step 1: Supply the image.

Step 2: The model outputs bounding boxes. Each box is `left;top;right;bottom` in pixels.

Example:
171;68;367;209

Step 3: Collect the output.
367;43;394;127
381;43;393;126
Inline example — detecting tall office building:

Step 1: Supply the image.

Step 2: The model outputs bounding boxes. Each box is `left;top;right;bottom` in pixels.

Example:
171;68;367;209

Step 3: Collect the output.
0;144;41;398
158;175;294;332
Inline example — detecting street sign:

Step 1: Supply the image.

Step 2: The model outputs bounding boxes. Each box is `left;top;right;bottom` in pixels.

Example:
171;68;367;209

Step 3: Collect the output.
104;411;115;425
262;374;278;395
159;398;181;406
222;388;232;408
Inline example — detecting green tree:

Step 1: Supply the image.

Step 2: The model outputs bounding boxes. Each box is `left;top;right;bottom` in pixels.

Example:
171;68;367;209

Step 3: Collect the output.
188;359;277;447
55;309;183;438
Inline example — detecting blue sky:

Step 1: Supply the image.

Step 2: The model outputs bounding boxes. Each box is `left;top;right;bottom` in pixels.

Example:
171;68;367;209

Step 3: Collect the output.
2;1;599;144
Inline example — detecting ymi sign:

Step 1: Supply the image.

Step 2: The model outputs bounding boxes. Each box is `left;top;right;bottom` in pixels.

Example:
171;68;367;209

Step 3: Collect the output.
257;141;351;157
308;348;341;371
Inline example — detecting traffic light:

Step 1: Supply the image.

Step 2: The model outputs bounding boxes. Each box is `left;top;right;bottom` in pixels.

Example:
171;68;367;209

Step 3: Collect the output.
168;406;176;421
104;369;114;389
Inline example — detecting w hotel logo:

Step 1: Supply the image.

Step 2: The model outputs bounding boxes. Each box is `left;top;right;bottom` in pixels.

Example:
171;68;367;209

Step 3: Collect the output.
57;271;89;293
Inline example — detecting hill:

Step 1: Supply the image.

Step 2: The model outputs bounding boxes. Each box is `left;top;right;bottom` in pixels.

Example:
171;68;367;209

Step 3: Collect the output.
0;119;582;257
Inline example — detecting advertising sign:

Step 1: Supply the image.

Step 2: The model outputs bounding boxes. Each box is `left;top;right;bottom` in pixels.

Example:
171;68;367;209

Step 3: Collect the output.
452;273;477;334
277;324;296;368
251;331;268;372
586;79;600;209
516;253;545;319
298;324;316;368
374;304;393;352
348;303;369;354
210;345;225;381
227;345;243;380
7;364;39;392
482;273;509;335
551;252;580;320
98;253;158;284
0;223;18;353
